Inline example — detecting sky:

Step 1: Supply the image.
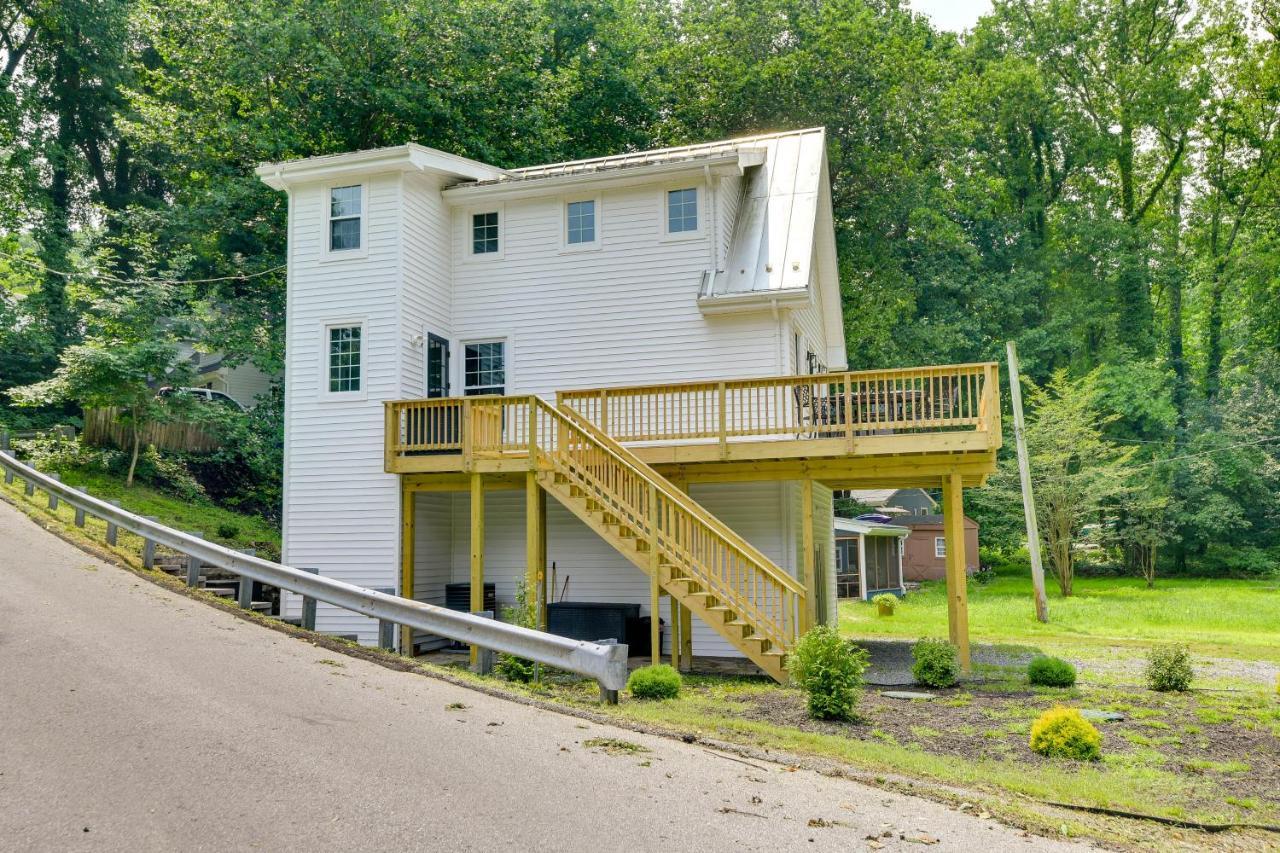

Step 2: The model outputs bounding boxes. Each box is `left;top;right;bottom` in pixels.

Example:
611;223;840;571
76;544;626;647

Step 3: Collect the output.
911;0;993;33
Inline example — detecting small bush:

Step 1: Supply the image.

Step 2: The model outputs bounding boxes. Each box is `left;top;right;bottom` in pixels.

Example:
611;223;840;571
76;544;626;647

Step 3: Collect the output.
1146;643;1194;692
1029;707;1102;761
912;637;959;688
627;664;681;699
215;522;241;540
788;625;870;720
495;653;536;683
1027;656;1077;688
872;593;898;615
497;579;538;683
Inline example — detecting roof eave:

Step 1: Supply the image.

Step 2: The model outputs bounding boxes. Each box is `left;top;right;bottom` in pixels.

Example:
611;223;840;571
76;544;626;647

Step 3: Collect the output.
442;151;759;203
696;285;812;314
256;143;506;191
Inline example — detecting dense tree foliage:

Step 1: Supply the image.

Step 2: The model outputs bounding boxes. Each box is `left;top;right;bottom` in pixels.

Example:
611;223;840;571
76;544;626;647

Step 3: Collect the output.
1;0;1277;575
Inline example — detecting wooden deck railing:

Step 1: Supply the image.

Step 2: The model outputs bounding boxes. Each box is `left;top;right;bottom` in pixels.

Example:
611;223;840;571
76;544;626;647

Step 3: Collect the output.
558;362;1001;447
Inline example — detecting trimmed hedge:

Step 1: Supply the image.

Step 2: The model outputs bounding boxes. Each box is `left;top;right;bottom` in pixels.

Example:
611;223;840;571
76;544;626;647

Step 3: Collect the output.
1027;656;1077;688
1029;707;1102;761
627;664;681;699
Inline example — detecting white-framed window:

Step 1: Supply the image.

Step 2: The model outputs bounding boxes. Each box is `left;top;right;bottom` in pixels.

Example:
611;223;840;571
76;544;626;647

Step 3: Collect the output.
666;187;698;233
934;537;947;559
322;321;364;398
562;196;601;250
472;211;500;255
327;185;363;253
462;340;505;396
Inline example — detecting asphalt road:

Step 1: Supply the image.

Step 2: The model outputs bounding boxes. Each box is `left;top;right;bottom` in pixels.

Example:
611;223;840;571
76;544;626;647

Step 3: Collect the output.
0;499;1089;852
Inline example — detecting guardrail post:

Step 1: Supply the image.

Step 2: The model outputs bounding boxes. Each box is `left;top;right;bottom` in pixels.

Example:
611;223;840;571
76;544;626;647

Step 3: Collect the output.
48;474;60;510
74;502;86;527
24;476;35;497
599;640;624;704
142;518;158;566
471;610;495;675
184;531;204;586
301;567;319;630
105;500;122;545
3;461;12;485
0;430;8;451
374;587;396;649
237;549;257;608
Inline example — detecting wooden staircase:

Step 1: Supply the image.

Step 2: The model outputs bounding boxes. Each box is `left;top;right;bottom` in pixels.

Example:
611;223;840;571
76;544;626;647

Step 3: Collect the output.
526;399;804;682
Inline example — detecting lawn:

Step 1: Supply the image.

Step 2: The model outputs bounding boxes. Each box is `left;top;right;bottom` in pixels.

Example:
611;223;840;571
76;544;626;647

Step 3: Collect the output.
840;570;1280;671
1;466;280;560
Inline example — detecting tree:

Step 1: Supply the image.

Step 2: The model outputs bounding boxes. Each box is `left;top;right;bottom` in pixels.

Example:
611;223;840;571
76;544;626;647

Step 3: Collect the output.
8;337;192;485
981;369;1134;594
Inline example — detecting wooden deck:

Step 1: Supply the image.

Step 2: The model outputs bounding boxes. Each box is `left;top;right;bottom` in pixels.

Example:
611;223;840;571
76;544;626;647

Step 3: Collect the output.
384;362;1002;488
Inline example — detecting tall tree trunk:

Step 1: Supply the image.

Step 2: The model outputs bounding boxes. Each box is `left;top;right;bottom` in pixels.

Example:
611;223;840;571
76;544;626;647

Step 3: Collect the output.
126;424;141;488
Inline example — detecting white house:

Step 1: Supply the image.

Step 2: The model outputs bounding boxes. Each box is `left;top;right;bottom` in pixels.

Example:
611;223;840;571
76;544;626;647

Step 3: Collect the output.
257;129;1002;679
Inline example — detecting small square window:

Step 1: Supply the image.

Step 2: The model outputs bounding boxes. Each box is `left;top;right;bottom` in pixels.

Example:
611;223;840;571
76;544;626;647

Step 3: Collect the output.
934;537;946;559
667;188;698;233
472;211;499;254
327;325;362;393
567;200;595;244
329;185;362;252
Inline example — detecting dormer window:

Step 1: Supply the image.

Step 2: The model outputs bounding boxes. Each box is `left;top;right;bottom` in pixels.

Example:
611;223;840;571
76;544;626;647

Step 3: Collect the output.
472;211;499;254
329;185;362;251
667;188;698;233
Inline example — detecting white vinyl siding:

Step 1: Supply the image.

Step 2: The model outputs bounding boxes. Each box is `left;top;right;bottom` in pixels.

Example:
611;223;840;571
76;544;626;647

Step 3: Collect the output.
328;185;363;252
282;175;402;644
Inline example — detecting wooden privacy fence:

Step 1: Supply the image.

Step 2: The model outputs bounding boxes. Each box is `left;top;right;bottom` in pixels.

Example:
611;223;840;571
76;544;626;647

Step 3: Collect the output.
83;407;221;454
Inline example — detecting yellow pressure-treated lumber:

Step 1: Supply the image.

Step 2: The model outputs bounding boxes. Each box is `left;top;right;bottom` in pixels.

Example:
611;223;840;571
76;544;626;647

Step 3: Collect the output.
399;482;415;654
469;472;485;666
525;471;546;628
943;472;971;671
801;478;817;634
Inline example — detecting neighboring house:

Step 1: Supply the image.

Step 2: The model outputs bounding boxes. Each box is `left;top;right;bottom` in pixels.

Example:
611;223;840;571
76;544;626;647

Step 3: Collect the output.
177;343;275;409
834;517;909;600
837;487;936;516
900;514;980;582
255;129;1002;681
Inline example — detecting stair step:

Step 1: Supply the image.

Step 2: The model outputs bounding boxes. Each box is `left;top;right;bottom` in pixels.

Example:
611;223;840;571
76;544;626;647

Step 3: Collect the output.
741;634;771;646
761;648;787;658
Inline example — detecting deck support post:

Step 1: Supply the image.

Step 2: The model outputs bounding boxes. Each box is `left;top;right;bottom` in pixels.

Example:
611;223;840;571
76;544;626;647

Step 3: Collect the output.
801;478;817;633
470;473;485;668
400;482;416;655
943;472;971;671
648;483;661;664
525;471;545;627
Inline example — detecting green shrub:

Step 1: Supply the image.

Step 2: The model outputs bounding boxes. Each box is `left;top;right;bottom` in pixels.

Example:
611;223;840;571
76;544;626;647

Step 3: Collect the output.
496;579;538;683
627;664;681;699
1029;707;1102;761
1146;643;1194;692
1027;656;1077;687
788;625;870;720
872;593;898;615
215;522;240;540
912;637;959;688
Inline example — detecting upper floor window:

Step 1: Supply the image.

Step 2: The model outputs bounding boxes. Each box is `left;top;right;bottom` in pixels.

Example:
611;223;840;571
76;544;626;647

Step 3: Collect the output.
472;211;499;254
463;341;505;396
327;324;362;394
329;185;362;252
566;199;596;245
667;188;698;233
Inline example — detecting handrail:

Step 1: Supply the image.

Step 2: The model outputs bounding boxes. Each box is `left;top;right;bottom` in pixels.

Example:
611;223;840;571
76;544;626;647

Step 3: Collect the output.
557;362;999;445
0;449;629;693
537;398;805;596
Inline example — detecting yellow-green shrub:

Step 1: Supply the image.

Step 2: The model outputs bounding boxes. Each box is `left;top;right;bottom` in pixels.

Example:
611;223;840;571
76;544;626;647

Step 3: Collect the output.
1029;707;1102;761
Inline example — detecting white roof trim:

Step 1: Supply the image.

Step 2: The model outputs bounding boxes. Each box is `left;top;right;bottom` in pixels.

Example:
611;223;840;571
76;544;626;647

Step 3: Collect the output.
256;143;507;190
834;517;910;536
442;152;756;202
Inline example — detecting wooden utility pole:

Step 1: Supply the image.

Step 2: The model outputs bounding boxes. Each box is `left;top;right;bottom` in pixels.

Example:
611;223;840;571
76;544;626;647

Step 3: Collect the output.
1006;341;1049;623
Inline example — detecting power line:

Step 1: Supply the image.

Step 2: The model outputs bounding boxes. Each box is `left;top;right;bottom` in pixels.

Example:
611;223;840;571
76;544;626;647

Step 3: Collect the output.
0;248;285;286
1128;434;1280;469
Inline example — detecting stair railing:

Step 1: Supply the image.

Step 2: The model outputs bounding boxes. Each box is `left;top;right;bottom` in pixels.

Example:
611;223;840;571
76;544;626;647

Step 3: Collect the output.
529;397;806;653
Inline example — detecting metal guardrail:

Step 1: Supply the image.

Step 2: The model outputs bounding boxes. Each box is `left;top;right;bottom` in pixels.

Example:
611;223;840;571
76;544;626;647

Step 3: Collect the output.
0;450;629;696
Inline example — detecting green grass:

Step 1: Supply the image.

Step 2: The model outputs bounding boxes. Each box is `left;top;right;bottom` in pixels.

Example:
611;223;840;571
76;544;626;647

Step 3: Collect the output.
2;467;279;559
839;569;1280;664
